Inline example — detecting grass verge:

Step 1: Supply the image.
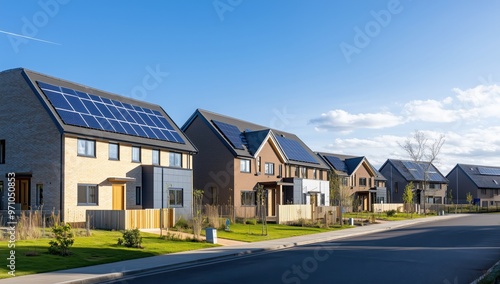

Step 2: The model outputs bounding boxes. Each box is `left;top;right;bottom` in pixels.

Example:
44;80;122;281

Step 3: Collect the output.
0;230;216;279
203;223;351;242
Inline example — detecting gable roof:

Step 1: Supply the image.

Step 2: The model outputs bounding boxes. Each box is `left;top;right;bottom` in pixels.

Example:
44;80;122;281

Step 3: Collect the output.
8;68;196;153
450;164;500;189
381;159;448;183
182;109;329;169
317;152;386;180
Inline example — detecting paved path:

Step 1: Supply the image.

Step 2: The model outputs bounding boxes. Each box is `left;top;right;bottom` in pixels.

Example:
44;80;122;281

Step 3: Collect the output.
0;215;467;284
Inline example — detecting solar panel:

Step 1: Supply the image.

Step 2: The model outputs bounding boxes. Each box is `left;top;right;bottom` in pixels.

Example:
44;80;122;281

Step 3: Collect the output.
325;155;347;172
478;167;500;176
212;120;245;150
37;81;185;144
275;136;318;164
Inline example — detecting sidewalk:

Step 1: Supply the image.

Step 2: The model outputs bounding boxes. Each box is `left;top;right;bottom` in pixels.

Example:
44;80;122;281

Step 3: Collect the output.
139;228;247;246
0;214;465;284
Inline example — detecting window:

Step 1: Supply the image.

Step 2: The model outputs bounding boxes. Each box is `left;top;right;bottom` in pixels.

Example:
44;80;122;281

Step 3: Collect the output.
210;187;219;205
132;146;141;162
278;165;283;177
36;184;43;206
240;159;251;173
135;186;142;205
320;193;325;206
241;191;255;206
77;139;95;157
0;181;3;196
394;182;399;193
265;162;274;175
342;177;349;187
77;184;98;205
359;178;367;187
169;188;183;207
257;156;261;173
152;149;160;165
295;166;300;177
169;152;182;167
109;143;119;160
481;189;487;195
0;140;5;164
301;167;307;178
313;169;317;179
429;183;441;189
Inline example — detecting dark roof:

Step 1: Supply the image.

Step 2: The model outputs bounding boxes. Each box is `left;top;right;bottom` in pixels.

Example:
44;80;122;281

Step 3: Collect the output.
317;152;386;180
381;159;448;183
451;164;500;189
10;68;197;153
183;109;329;169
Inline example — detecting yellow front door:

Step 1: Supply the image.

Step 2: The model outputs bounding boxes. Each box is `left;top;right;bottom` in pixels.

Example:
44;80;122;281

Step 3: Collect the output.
112;184;124;210
18;180;30;210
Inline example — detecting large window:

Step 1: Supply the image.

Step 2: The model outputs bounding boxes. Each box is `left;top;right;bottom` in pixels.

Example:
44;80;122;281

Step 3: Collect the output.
136;186;142;205
429;183;441;189
359;178;367;187
109;143;119;160
132;146;141;162
152;149;160;165
77;139;95;157
169;152;182;167
241;191;255;206
0;140;5;164
169;188;183;207
265;162;274;175
77;184;98;205
240;159;251;173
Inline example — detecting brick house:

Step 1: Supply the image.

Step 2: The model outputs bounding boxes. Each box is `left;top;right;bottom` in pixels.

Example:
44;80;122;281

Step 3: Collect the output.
181;109;331;220
317;153;387;211
0;68;197;222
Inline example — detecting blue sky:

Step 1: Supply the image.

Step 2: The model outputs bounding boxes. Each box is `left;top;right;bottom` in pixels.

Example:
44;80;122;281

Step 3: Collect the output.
2;0;500;173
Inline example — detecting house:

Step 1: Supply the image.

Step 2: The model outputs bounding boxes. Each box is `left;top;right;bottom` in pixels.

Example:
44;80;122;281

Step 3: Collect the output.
446;164;500;207
0;68;197;222
379;159;448;205
317;153;387;211
181;109;331;220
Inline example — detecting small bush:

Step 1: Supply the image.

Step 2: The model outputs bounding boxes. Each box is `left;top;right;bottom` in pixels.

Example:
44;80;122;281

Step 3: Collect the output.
48;223;74;256
175;217;190;230
245;218;257;225
386;210;397;217
117;228;143;248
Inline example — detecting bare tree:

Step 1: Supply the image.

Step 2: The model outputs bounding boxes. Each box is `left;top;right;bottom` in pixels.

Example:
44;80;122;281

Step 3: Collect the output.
329;171;353;225
398;130;445;214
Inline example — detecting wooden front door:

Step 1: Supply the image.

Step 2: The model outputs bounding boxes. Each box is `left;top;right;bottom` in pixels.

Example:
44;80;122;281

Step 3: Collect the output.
266;188;275;217
112;184;124;210
16;179;30;210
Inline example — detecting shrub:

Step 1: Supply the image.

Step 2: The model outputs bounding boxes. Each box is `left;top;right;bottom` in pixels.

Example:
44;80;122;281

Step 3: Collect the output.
117;228;143;248
175;217;190;230
386;210;397;217
48;223;74;256
245;218;257;225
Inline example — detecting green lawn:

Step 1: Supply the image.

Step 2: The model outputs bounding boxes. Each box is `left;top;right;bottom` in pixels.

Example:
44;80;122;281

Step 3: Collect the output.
0;230;216;279
203;223;350;242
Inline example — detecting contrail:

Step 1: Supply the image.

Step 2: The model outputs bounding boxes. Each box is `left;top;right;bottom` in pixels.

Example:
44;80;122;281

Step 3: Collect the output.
0;29;60;45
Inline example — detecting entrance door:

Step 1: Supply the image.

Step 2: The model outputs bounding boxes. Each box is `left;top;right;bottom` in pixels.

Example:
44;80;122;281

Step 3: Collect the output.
266;189;275;217
17;179;30;210
112;184;124;210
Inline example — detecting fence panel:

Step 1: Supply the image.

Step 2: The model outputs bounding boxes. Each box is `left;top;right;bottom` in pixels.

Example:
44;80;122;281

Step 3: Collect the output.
277;205;311;224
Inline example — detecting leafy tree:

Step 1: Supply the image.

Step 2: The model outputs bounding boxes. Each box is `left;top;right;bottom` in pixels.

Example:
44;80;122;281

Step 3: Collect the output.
402;182;414;217
48;223;74;256
466;192;473;211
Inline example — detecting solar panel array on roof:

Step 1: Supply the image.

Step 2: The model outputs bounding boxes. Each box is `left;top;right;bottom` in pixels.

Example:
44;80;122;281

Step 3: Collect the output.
212;120;245;150
37;81;185;144
478;167;500;176
275;136;318;164
325;155;347;172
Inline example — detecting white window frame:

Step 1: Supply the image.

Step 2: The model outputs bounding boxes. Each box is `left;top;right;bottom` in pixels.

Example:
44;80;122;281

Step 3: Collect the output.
77;139;95;157
132;146;141;162
77;184;98;205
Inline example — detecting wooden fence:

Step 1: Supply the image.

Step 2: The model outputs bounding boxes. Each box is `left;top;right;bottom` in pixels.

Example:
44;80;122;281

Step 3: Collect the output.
87;209;175;230
277;205;311;224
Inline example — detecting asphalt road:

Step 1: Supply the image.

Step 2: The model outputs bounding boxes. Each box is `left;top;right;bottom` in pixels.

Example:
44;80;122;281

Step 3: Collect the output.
108;214;500;284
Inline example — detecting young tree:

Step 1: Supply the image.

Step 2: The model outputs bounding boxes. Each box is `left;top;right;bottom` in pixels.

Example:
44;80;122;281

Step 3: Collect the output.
256;184;268;236
402;182;414;217
466;192;473;211
329;171;352;225
398;130;445;214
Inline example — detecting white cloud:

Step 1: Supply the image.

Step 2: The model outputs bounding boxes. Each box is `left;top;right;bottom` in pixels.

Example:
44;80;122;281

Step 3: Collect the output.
403;99;458;123
309;109;403;133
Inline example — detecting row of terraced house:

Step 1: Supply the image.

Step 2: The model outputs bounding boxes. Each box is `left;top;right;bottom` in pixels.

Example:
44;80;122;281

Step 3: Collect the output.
0;68;499;223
